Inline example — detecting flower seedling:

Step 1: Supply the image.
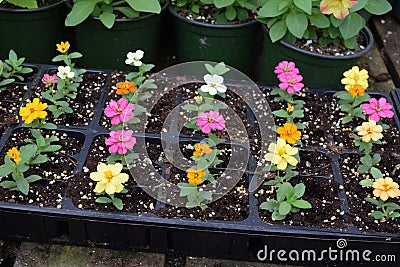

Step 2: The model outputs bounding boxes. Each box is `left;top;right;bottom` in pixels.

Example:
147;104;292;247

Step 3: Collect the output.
90;163;129;210
0;50;33;91
260;182;311;221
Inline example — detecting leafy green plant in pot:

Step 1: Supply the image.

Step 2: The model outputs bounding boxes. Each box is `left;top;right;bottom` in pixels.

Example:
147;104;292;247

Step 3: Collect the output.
257;0;392;89
169;0;261;78
64;0;166;70
0;0;67;64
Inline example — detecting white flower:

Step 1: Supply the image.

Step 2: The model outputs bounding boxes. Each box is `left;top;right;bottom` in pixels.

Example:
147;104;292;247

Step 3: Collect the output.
125;50;144;66
57;66;75;80
200;74;227;96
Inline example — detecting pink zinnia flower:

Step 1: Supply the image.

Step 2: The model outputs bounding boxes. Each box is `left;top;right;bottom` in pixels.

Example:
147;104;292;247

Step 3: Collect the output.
361;97;394;122
105;130;136;155
274;61;299;76
42;73;58;87
196;111;226;134
278;72;304;94
104;98;135;125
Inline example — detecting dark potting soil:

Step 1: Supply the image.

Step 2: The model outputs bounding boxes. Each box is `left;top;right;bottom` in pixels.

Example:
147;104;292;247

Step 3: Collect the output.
34;71;108;126
66;134;159;214
0;101;19;136
257;176;346;229
0;84;29;102
339;153;400;234
0;0;61;8
153;166;249;221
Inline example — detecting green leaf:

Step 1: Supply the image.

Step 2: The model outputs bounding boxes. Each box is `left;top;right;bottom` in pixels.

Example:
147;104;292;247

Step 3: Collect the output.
16;163;29;173
41;123;57;130
214;0;235;8
258;0;286;17
389;212;400;219
272;109;289;118
31;154;49;165
68;52;83;59
359;179;373;187
65;0;102;26
5;0;37;8
112;197;124;210
308;10;330;28
19;144;38;164
198;191;212;201
114;7;139;18
370;167;383;179
365;197;381;206
182;104;199;111
372;154;381;165
291;199;312;209
286;10;308;39
0;181;17;189
41;145;62;153
360;154;372;167
293;0;311;14
260;201;277;211
213;62;230;75
0;164;14;177
293;183;305;198
365;0;392;15
277;182;291;202
370;211;385;219
292;110;304;118
339;12;365;40
271;210;286;220
96;197;112;203
15;176;29;195
357;164;370;174
26;175;41;183
225;5;236;20
269;20;287;42
350;0;367;12
125;0;161;14
341;116;353;124
278;202;291;215
178;183;197;197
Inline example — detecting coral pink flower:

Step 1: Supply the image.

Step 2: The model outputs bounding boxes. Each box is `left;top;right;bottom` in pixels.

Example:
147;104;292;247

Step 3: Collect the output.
42;73;58;87
105;130;136;155
278;72;304;94
361;98;394;122
274;61;299;76
104;98;135;125
196;111;226;134
320;0;357;20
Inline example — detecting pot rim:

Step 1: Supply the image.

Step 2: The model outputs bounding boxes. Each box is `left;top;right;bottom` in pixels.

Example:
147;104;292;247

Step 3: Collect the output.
65;0;168;24
0;0;65;13
168;5;257;29
261;24;374;60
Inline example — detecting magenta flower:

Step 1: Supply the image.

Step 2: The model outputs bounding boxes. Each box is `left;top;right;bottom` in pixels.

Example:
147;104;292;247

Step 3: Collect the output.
104;98;135;126
278;72;304;94
361;97;394;122
105;130;136;155
42;73;58;87
196;111;226;134
274;61;299;76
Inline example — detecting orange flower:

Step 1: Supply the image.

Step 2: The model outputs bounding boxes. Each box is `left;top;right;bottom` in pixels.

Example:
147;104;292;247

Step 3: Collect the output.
56;41;70;53
7;147;21;163
348;84;365;97
187;168;206;185
373;177;400;201
116;81;136;95
193;143;212;157
276;123;301;144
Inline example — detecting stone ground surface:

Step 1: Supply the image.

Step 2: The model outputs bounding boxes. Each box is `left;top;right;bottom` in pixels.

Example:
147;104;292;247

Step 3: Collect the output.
1;12;400;267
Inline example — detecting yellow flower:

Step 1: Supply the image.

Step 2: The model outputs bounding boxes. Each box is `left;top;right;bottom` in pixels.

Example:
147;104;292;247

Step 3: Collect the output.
187;167;206;185
276;123;301;144
7;147;21;163
356;120;383;143
373;177;400;201
320;0;358;20
341;66;369;91
348;84;365;97
19;98;48;124
287;103;294;113
56;41;70;53
264;138;298;170
193;143;212;157
90;163;129;195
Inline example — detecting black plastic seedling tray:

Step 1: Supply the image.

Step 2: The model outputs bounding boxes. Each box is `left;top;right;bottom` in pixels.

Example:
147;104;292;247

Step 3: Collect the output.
0;64;400;266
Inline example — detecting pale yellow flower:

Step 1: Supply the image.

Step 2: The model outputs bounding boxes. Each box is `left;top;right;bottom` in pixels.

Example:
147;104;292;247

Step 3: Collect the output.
373;177;400;201
356;120;383;143
341;66;369;91
90;163;129;195
264;138;298;170
320;0;358;20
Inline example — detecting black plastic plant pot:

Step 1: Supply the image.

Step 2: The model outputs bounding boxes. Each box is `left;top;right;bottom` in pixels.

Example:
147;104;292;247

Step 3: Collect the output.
1;64;400;266
258;24;374;89
168;6;260;79
0;1;67;64
390;89;400;118
66;1;168;70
